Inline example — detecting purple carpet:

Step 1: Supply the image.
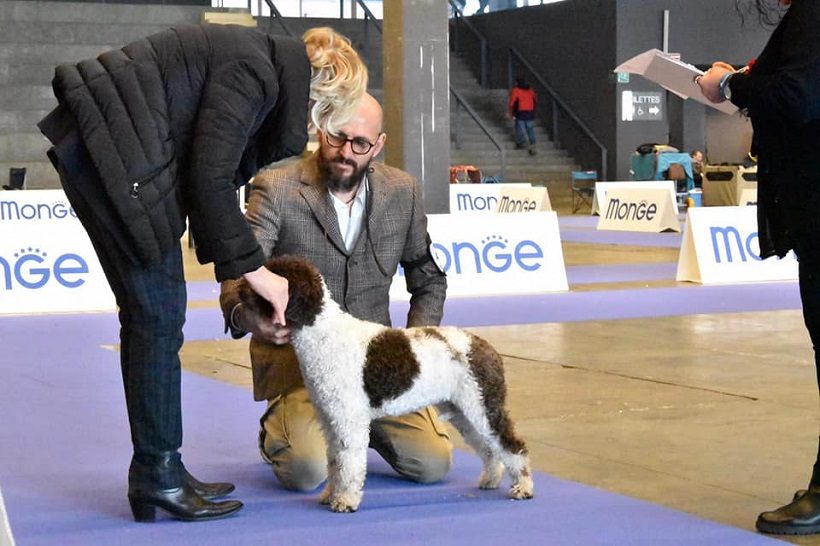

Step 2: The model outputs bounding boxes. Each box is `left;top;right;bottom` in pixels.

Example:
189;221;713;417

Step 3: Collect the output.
559;215;683;247
191;273;800;333
0;281;795;545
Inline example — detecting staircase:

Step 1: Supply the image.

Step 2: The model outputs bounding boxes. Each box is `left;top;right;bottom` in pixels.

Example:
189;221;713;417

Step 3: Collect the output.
448;54;578;212
0;1;210;189
1;2;577;210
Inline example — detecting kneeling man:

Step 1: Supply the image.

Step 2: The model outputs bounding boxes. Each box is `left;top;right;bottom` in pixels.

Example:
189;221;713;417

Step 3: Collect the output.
220;93;451;491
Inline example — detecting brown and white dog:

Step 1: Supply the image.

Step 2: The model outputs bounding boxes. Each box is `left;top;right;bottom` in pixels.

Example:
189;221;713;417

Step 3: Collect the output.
237;256;534;512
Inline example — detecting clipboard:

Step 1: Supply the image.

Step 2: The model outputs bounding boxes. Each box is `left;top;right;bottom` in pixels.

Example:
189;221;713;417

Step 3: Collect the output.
615;49;738;115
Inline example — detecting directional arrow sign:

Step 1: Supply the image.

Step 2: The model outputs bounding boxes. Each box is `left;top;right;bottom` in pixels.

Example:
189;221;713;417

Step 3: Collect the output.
621;91;664;121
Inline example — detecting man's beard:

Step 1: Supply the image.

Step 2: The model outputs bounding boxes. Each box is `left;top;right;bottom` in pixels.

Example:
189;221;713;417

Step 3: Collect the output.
318;154;370;192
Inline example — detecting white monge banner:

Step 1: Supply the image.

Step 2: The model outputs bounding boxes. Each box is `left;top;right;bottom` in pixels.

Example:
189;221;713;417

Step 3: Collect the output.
676;206;798;284
0;190;116;314
495;186;551;212
390;212;568;299
591;181;676;216
597;187;680;233
449;183;532;213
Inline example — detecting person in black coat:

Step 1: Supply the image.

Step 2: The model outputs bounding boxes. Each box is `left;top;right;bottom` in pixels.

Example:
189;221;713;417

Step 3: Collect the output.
38;24;367;523
698;0;820;535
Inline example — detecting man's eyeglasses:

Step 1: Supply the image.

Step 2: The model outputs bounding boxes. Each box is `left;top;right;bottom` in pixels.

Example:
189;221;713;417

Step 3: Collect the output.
324;132;380;155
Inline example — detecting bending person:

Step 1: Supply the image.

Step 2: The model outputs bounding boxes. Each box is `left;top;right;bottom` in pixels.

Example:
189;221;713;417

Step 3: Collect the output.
220;93;452;492
38;25;367;522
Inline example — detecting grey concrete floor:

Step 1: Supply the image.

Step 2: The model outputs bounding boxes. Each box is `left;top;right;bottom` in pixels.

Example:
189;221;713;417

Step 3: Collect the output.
178;210;819;545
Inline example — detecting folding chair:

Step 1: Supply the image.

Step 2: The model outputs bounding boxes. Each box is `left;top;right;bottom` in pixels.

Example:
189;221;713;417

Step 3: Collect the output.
3;167;26;190
571;170;597;213
665;163;688;210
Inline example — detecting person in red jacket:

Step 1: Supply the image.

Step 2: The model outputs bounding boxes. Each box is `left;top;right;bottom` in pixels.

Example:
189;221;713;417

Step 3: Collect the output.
38;25;367;523
509;78;538;155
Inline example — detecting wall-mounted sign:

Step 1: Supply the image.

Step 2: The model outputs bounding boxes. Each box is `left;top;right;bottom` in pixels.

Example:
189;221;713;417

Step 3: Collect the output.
621;90;663;121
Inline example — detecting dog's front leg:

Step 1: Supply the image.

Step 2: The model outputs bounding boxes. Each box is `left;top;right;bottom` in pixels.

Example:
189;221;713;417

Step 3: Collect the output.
322;418;370;513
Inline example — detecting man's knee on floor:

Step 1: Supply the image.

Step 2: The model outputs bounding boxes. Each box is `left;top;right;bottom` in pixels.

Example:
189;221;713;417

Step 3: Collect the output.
393;437;453;484
272;456;327;492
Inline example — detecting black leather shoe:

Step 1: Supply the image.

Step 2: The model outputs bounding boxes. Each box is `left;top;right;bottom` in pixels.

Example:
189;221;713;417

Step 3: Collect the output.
128;452;242;522
128;482;243;522
184;470;235;500
757;487;820;535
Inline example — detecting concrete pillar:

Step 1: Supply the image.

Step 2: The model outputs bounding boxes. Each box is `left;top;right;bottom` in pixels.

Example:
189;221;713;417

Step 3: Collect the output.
382;0;450;213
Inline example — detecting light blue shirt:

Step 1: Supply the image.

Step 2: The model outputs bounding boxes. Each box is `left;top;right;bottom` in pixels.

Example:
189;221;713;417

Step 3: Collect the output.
329;178;368;253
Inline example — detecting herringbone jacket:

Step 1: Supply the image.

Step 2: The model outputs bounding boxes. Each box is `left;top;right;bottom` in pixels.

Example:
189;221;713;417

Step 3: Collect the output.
220;153;447;400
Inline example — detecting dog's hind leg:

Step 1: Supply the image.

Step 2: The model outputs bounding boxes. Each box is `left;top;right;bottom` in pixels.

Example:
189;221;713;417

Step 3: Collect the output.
444;407;504;490
501;449;534;500
463;335;533;499
486;406;533;499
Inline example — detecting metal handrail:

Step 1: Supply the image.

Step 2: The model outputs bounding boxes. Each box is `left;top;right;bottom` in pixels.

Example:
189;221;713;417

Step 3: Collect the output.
259;1;499;179
447;0;487;88
450;86;506;182
262;0;294;37
507;47;607;179
353;0;381;46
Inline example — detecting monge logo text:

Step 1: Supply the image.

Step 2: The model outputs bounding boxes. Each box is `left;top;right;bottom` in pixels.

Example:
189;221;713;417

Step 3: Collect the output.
0;247;90;290
0;199;77;222
605;198;657;221
432;234;544;274
710;225;762;263
455;192;499;212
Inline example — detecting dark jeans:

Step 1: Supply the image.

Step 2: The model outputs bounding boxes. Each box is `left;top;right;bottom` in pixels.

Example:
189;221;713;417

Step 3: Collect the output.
795;239;820;380
793;238;820;484
53;126;187;470
515;118;536;146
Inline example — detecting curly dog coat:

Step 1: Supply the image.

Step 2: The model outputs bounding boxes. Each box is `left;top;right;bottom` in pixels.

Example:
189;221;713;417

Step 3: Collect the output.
237;256;533;512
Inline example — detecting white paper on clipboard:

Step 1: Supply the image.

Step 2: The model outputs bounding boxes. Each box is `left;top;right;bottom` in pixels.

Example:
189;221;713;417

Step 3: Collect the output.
615;49;738;115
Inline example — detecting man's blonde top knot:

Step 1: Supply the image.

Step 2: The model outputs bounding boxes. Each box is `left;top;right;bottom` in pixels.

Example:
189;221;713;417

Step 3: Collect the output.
303;27;368;135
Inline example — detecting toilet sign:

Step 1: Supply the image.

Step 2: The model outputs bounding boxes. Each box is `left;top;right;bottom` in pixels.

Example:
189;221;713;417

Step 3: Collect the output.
621;91;664;121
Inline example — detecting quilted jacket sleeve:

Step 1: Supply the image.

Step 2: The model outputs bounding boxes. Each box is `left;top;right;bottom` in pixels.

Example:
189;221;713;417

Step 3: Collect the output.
186;58;278;281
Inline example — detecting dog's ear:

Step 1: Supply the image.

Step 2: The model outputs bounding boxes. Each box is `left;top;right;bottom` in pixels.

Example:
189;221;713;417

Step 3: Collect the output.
265;256;325;328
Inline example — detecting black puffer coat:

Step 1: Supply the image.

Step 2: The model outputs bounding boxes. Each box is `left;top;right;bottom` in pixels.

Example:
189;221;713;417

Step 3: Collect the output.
39;24;310;281
728;0;820;260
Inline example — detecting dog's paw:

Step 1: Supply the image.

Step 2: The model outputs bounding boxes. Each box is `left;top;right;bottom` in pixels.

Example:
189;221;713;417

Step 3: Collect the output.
509;477;534;500
329;499;358;513
478;463;504;489
318;486;333;505
328;491;361;513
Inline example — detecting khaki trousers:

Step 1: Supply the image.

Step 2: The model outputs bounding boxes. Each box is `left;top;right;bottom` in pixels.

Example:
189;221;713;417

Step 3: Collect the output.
258;387;452;491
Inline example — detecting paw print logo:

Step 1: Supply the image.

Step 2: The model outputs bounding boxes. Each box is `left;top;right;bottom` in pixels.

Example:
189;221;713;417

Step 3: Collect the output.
481;235;509;246
14;247;47;259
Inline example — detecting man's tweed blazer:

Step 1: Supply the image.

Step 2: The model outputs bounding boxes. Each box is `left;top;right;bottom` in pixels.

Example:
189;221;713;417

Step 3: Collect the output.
220;153;447;401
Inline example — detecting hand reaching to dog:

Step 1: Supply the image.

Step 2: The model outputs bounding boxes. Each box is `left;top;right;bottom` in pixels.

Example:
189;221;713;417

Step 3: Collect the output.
243;266;289;326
